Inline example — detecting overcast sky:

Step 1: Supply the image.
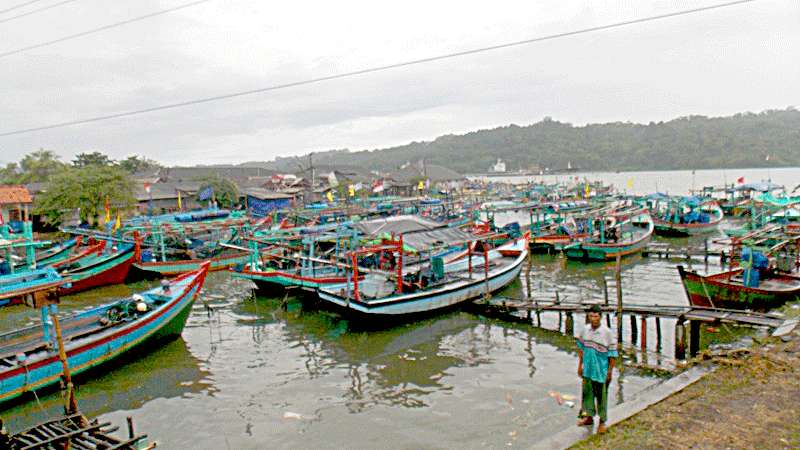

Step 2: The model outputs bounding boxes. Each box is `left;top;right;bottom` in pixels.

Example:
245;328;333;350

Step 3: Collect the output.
0;0;797;166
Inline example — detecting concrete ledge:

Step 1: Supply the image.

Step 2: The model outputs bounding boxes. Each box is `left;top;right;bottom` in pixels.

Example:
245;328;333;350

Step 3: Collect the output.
532;366;711;450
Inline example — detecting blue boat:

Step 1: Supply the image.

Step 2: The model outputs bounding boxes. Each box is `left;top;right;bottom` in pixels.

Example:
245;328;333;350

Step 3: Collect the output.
0;263;209;405
0;268;68;308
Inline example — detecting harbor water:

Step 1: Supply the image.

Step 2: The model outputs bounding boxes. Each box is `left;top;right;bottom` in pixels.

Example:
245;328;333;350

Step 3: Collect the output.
1;168;797;448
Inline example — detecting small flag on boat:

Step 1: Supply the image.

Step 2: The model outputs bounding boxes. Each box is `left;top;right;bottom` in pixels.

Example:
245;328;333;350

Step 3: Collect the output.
584;183;590;198
326;190;334;203
104;196;111;224
372;179;384;193
418;180;425;190
143;182;151;194
348;185;355;197
737;176;745;184
177;190;182;210
113;212;121;231
627;179;633;189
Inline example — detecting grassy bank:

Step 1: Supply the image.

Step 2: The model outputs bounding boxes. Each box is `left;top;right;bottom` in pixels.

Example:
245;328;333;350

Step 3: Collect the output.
573;320;800;449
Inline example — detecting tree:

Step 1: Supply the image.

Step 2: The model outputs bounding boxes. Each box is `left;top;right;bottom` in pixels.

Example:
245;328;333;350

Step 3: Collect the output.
35;166;135;226
196;176;238;208
16;149;67;183
72;151;114;168
119;155;161;174
0;162;20;184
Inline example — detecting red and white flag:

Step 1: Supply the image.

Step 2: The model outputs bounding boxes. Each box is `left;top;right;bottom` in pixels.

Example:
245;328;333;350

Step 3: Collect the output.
736;176;745;184
143;182;151;194
372;179;384;193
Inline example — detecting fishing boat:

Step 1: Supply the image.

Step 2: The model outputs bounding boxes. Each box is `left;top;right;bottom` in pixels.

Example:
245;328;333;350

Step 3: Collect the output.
20;237;79;269
316;234;528;317
678;226;800;310
0;263;209;405
57;241;138;295
563;209;653;261
677;265;800;310
650;196;723;237
132;250;249;277
0;268;69;308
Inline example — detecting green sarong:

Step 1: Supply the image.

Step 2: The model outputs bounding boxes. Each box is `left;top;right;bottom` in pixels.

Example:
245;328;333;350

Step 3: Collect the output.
579;377;608;422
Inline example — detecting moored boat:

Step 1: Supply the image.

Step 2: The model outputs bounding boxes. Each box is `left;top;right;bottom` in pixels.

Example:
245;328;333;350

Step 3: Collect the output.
0;263;209;405
677;265;800;310
650;197;723;237
57;241;138;295
563;209;653;261
0;268;69;308
317;234;528;317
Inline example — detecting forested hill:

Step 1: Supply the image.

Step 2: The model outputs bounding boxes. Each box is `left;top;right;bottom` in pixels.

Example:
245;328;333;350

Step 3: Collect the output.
257;108;800;173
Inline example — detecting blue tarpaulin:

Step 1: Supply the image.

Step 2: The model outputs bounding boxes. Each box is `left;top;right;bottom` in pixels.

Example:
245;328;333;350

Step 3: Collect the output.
248;195;291;217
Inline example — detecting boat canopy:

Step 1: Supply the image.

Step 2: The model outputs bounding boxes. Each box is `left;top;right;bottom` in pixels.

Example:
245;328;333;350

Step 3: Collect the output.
400;227;474;252
352;215;443;236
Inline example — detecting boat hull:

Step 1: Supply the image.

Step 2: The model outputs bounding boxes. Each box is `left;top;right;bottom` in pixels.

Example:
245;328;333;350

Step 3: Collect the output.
59;249;135;295
233;268;359;294
677;265;800;310
132;252;249;278
318;251;526;316
0;265;208;405
564;236;650;261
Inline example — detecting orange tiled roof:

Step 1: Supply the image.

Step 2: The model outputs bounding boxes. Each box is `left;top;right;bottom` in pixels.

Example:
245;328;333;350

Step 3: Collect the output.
0;185;33;204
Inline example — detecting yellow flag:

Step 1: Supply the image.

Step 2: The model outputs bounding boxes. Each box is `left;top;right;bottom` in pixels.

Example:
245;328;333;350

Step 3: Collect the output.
348;185;355;197
326;191;334;203
113;212;122;231
418;180;424;190
627;179;633;189
584;183;590;198
177;190;182;210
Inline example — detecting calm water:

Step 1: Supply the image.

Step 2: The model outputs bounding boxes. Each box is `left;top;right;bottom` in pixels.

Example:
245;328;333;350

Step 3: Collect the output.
2;168;794;449
474;166;800;196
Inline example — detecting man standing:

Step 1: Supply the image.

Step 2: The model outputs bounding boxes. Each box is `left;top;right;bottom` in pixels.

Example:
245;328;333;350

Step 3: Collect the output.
576;304;618;433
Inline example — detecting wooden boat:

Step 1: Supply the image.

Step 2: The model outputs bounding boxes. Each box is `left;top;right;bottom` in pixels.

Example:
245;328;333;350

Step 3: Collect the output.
677;265;800;310
652;200;723;237
0;263;209;405
22;237;79;269
317;234;528;317
132;250;249;277
564;210;653;261
58;242;138;295
0;268;68;308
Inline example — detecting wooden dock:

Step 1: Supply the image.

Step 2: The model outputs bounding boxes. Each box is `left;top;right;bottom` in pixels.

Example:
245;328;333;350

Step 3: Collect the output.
474;295;798;360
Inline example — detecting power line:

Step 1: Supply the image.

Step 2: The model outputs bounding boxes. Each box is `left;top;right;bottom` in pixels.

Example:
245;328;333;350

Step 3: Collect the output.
0;0;47;15
0;0;81;25
0;0;214;59
0;0;756;138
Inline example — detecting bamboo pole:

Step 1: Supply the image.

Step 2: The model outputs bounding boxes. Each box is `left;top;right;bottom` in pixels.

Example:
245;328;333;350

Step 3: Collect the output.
615;253;623;344
50;308;78;416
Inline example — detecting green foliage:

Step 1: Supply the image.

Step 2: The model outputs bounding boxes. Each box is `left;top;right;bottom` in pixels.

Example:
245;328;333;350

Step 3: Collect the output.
195;176;239;208
0;149;68;184
119;155;160;174
0;162;20;184
72;151;114;168
35;166;135;226
265;108;800;173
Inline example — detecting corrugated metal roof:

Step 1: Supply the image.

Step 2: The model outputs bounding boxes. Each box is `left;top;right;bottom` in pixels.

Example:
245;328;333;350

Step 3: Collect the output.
0;185;33;204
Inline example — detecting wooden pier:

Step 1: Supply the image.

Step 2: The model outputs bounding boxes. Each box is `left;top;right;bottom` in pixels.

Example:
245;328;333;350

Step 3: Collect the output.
474;295;797;360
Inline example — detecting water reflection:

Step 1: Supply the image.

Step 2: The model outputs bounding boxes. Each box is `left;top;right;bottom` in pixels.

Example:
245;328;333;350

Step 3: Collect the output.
1;337;212;431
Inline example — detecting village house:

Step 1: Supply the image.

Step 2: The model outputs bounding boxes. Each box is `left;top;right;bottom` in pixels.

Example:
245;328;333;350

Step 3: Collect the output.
0;185;33;232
